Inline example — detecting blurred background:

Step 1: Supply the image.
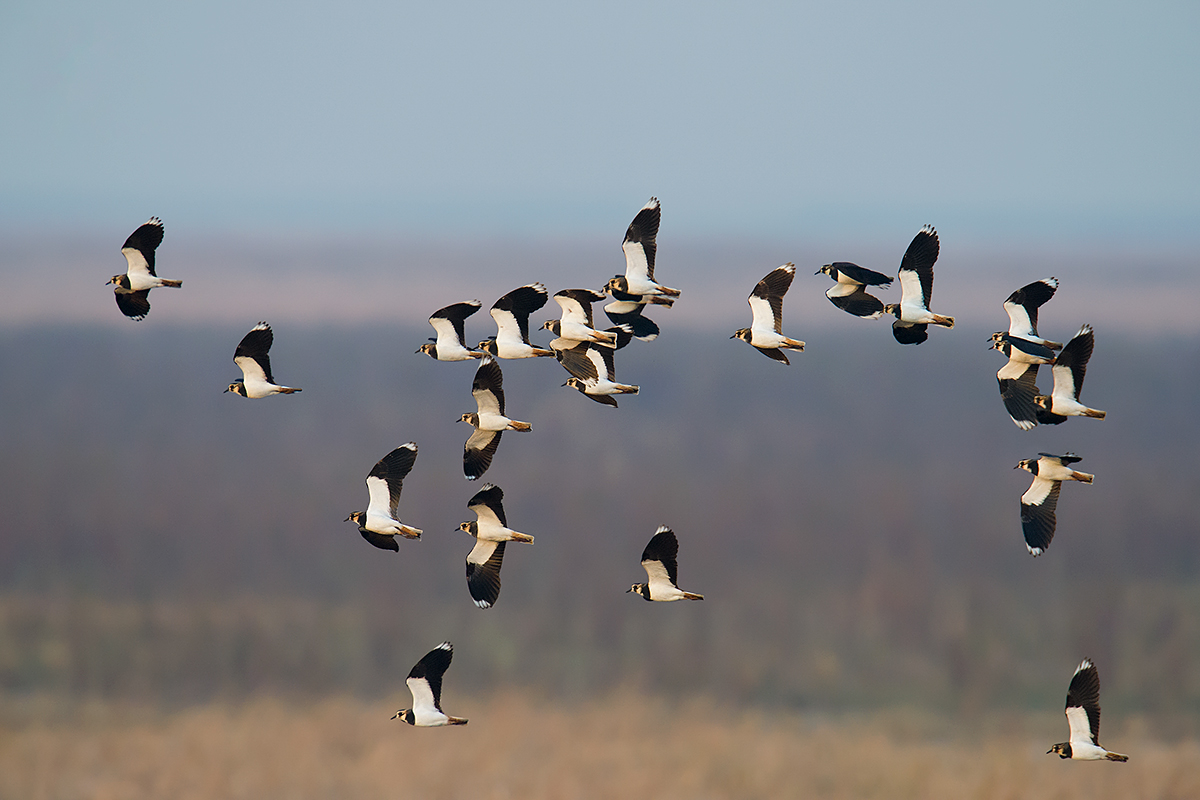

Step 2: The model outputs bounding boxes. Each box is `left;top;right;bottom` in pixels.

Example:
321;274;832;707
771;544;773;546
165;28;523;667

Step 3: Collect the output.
2;1;1198;797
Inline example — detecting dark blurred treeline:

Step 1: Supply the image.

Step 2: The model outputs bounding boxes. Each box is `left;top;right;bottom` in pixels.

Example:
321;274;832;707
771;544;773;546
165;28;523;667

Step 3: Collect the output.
1;323;1198;723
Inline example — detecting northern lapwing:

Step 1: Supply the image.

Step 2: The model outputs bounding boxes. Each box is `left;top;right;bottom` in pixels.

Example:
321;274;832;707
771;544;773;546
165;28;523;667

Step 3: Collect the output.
460;484;533;609
1035;324;1106;423
460;356;531;480
417;301;484;361
815;262;892;319
107;217;182;321
541;288;619;349
225;322;302;398
479;283;554;359
883;225;954;345
1047;659;1127;762
732;263;806;364
603;197;681;299
391;643;468;726
603;287;662;342
996;277;1062;350
628;526;704;601
345;443;422;551
1016;452;1093;556
556;341;639;407
992;335;1056;430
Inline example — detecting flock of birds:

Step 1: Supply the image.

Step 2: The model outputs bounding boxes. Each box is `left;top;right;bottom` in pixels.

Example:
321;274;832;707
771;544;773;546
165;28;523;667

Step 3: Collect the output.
105;199;1126;760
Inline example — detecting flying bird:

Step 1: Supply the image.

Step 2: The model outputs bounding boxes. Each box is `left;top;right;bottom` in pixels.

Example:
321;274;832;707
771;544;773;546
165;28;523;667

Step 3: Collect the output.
478;283;555;359
998;277;1062;350
542;288;620;348
992;335;1057;430
883;225;954;345
628;526;704;601
603;197;681;299
345;443;422;551
1015;452;1094;556
1034;324;1106;423
106;217;182;321
460;484;534;609
556;341;639;406
1047;659;1127;762
815;262;892;319
225;322;302;397
417;301;484;361
459;356;531;480
731;263;806;364
603;287;662;342
391;643;468;727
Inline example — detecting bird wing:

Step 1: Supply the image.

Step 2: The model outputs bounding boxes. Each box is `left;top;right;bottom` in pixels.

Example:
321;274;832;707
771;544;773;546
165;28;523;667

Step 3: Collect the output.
407;642;454;713
1065;659;1102;745
471;357;505;415
997;361;1041;430
826;285;884;319
829;262;893;287
430;301;481;347
555;342;601;381
463;429;502;481
491;284;548;344
467;483;507;528
1020;476;1060;555
554;289;604;327
114;290;151;321
1052;325;1094;401
369;443;418;517
120;217;164;277
465;540;505;608
891;319;928;345
748;264;794;333
604;304;659;341
1004;278;1058;338
897;225;939;308
640;526;680;587
622;198;660;282
233;323;275;383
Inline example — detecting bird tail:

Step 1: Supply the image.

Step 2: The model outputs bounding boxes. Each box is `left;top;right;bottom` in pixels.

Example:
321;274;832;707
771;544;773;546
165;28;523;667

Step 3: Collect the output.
648;295;675;307
160;279;183;288
532;347;556;357
659;285;682;297
1071;470;1094;484
616;384;639;395
1082;408;1107;419
399;525;422;539
683;592;704;601
592;329;619;346
1105;751;1128;762
510;532;535;544
446;716;469;725
508;420;532;432
783;338;805;351
276;387;302;394
932;314;955;328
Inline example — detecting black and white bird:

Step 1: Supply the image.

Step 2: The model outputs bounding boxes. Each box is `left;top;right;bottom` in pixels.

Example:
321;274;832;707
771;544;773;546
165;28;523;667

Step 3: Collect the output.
1034;324;1106;423
478;283;555;359
628;526;704;601
345;443;422;551
556;341;639;406
603;197;681;299
1015;452;1094;556
459;356;531;480
391;643;468;727
106;217;182;321
460;484;534;609
417;301;484;361
815;262;893;319
1047;659;1127;762
731;263;806;364
603;287;662;342
992;335;1057;430
541;289;619;348
225;322;302;397
996;277;1062;350
883;225;954;345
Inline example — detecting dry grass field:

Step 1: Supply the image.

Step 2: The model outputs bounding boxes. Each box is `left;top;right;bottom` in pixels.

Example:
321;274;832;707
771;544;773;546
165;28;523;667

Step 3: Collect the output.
2;692;1197;800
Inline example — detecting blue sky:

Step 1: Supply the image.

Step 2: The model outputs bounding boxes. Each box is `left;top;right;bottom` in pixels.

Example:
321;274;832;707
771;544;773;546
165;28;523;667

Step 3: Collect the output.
2;0;1198;245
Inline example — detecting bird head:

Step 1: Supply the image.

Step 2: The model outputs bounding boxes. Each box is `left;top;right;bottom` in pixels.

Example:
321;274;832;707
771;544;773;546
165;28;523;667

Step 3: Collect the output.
815;264;832;277
391;709;415;725
225;381;247;396
416;343;436;357
1015;459;1037;475
345;512;365;525
730;328;750;342
478;339;498;355
604;276;626;294
1047;742;1071;758
106;274;127;287
459;413;476;425
459;521;477;537
563;378;585;392
1033;395;1051;410
882;303;900;318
